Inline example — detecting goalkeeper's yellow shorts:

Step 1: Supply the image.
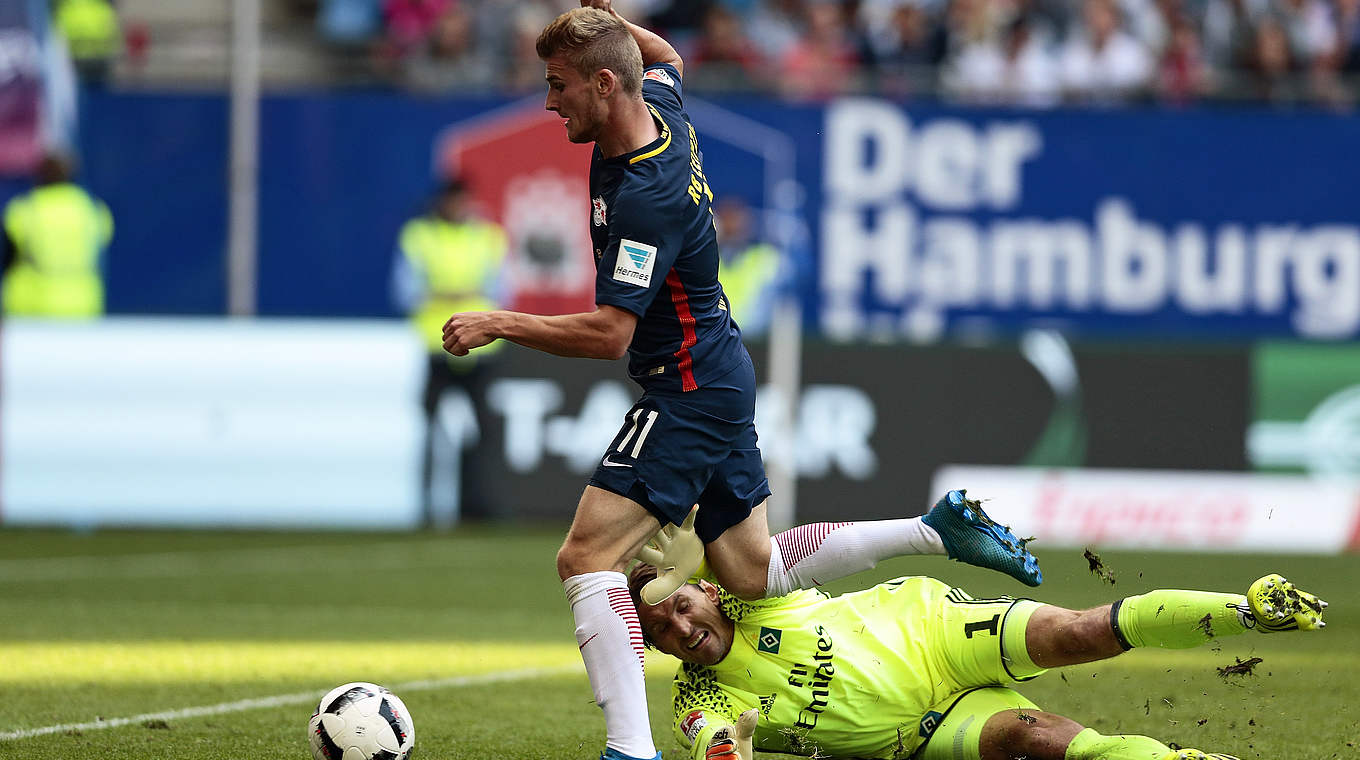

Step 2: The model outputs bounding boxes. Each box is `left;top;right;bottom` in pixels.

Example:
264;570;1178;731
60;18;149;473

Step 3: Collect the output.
913;587;1048;760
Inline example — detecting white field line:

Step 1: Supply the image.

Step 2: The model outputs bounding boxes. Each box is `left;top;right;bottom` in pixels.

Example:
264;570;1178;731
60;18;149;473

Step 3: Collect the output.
0;664;582;741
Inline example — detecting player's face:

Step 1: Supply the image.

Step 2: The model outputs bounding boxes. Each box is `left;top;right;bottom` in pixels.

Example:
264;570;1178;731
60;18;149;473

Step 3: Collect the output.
543;55;605;144
639;582;735;666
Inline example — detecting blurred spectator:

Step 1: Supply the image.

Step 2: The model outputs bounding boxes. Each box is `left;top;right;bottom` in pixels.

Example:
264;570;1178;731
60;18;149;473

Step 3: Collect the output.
1247;14;1303;99
52;0;121;82
778;1;863;99
1156;11;1211;102
688;4;768;89
1202;0;1259;71
946;14;1062;104
643;0;717;38
392;178;507;526
318;0;382;46
277;0;1357;107
749;0;810;61
715;197;780;336
2;153;113;319
401;4;496;91
1058;0;1154;102
383;0;451;58
1337;0;1360;70
864;3;943;95
1277;0;1336;66
1273;0;1349;101
501;4;556;94
937;0;1003;70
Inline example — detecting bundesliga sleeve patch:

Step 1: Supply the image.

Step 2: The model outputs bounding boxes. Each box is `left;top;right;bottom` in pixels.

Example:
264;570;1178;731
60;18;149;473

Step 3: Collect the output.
613;239;657;288
680;710;707;743
643;68;675;87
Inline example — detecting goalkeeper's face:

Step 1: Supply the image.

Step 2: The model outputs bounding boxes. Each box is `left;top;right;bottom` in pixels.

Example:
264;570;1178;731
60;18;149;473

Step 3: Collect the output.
639;581;735;666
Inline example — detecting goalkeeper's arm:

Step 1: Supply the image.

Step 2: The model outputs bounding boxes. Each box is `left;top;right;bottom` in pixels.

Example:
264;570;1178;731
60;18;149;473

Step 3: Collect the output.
676;707;758;760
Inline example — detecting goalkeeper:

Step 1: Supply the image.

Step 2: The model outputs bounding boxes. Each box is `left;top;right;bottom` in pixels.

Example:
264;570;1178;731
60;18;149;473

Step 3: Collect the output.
627;560;1327;760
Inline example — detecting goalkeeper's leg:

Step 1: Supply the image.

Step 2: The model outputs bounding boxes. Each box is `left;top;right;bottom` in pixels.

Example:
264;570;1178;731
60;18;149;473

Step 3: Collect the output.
1022;574;1327;667
918;687;1238;760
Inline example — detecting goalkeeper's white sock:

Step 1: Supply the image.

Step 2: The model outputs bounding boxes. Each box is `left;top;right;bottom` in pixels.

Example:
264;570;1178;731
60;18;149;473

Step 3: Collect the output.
765;518;945;597
563;571;656;760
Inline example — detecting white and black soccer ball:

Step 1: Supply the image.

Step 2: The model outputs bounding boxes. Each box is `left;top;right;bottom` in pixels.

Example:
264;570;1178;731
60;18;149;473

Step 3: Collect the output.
308;682;415;760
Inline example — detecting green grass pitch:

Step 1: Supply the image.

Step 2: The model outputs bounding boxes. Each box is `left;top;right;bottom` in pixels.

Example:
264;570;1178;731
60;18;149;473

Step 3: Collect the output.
0;527;1356;759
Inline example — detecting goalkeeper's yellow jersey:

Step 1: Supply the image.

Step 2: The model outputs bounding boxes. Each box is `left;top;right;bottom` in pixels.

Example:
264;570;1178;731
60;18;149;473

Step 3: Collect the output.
671;576;965;760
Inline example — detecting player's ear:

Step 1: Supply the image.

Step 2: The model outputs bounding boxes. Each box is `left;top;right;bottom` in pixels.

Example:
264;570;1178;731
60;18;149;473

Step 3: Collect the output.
698;580;720;603
595;68;618;97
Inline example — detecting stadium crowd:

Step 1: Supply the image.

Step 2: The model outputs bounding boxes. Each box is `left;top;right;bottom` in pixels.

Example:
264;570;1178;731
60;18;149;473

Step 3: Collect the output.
309;0;1360;106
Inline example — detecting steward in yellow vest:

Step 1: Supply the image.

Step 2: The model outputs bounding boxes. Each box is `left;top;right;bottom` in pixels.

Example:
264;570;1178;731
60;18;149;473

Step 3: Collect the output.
392;179;506;526
714;197;779;335
2;154;114;319
54;0;122;73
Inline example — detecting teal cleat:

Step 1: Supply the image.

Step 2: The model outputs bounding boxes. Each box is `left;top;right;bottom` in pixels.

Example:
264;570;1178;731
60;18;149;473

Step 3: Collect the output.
922;489;1043;587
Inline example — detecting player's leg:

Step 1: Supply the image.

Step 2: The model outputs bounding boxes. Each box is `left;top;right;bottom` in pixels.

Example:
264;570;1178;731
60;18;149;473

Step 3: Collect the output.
918;687;1229;760
1022;574;1327;668
923;588;1253;760
557;486;665;760
702;487;1040;601
570;383;758;759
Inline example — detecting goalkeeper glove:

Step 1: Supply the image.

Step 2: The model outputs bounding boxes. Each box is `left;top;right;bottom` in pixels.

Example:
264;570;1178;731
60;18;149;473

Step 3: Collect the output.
704;709;757;760
635;505;705;605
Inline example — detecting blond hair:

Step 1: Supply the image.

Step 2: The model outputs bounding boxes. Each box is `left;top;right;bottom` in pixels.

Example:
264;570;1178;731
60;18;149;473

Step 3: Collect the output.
536;7;643;96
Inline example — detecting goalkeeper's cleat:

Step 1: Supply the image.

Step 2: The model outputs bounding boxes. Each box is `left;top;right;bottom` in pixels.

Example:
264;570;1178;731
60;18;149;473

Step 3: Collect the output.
1246;573;1327;632
922;489;1043;587
1161;750;1240;760
637;505;705;606
600;749;662;760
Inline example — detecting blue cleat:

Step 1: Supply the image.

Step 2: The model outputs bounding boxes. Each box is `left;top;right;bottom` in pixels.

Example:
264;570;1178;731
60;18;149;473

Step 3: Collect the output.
601;749;662;760
922;489;1043;587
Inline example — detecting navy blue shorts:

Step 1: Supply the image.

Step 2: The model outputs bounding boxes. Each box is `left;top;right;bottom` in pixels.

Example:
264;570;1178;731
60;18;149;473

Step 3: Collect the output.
589;356;771;544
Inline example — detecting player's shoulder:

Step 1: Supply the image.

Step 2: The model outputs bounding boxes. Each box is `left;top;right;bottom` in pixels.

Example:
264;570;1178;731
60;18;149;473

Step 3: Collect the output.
718;587;825;623
608;169;685;227
641;62;682;99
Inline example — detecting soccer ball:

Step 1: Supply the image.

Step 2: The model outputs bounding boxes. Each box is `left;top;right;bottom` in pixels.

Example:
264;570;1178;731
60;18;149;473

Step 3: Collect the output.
308;682;415;760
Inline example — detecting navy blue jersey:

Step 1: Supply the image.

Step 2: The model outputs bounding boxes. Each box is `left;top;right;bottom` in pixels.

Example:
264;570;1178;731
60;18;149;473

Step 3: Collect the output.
590;63;748;393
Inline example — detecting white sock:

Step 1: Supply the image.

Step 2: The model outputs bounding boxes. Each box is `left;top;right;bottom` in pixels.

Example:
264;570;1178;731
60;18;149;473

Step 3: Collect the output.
765;518;945;597
563;571;655;759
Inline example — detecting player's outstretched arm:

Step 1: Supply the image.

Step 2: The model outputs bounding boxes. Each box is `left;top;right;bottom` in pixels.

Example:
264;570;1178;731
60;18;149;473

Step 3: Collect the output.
442;305;637;360
580;0;683;75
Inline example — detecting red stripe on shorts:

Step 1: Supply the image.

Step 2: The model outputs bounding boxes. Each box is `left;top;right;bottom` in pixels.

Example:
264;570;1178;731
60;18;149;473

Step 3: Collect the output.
665;269;698;392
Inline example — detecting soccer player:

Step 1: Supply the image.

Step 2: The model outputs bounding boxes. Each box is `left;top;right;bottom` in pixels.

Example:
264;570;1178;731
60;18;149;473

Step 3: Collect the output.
628;566;1327;760
439;5;1039;759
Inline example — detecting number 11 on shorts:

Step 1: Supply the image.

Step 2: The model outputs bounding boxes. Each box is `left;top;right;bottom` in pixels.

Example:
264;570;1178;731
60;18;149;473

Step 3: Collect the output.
617;408;660;458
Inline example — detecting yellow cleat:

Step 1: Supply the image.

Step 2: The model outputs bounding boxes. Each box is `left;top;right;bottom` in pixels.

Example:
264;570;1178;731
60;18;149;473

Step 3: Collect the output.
1162;751;1241;760
1247;574;1328;632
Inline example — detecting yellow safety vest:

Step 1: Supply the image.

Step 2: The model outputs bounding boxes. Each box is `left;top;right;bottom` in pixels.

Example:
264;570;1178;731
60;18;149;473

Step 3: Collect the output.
55;0;121;62
399;216;506;356
3;183;114;318
720;242;779;329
